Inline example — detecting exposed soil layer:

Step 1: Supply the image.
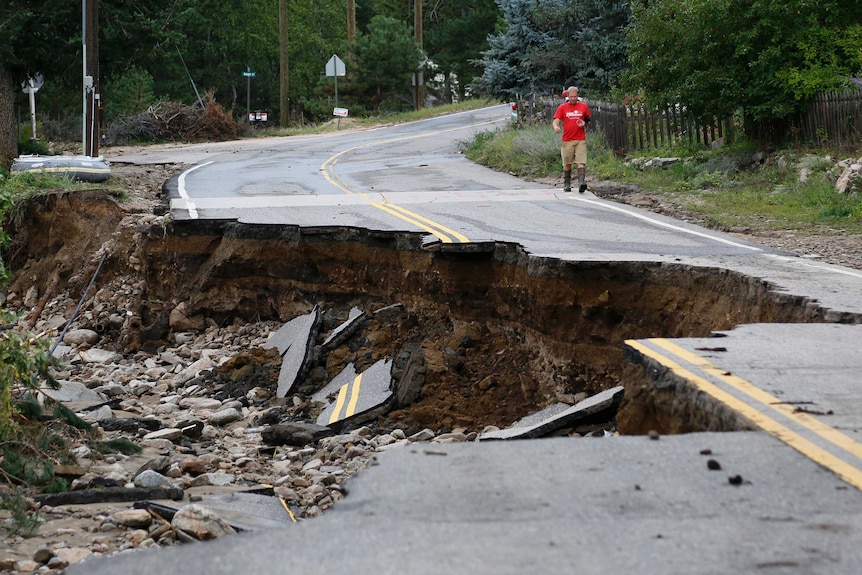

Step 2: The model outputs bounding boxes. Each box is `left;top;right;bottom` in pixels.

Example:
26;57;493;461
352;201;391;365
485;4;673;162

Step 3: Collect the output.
5;189;860;436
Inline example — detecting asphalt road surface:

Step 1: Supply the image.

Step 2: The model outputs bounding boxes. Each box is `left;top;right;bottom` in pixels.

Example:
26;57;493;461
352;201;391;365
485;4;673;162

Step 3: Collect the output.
81;105;862;574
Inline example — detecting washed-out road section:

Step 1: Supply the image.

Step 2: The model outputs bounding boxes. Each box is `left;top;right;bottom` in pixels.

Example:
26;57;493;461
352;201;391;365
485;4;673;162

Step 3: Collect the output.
75;105;862;574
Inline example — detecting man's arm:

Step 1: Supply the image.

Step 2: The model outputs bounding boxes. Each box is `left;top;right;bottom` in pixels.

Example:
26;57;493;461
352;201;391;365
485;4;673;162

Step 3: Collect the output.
553;118;562;133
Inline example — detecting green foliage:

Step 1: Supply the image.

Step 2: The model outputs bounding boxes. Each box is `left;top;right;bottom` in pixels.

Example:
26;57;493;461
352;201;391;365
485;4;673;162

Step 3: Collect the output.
16;139;52;157
96;438;143;456
424;0;499;102
624;0;862;122
103;66;157;122
0;309;59;439
1;488;41;538
350;16;425;112
473;0;629;100
467;122;862;233
52;403;92;432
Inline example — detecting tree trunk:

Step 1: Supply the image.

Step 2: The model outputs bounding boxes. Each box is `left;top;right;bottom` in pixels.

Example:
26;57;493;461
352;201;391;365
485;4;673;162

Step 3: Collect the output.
0;66;17;171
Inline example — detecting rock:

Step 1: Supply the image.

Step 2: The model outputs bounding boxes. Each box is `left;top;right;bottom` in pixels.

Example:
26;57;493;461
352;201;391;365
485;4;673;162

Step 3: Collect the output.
63;329;100;347
409;428;435;442
170;301;206;331
78;348;120;363
134;470;174;489
209;407;242;426
143;428;182;442
171;504;237;540
188;473;235;487
112;509;152;528
261;422;332;446
32;546;54;564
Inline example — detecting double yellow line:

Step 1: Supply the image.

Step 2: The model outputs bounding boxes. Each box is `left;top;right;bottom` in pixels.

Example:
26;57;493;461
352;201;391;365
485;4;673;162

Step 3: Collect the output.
320;121;502;243
328;373;364;424
626;338;862;490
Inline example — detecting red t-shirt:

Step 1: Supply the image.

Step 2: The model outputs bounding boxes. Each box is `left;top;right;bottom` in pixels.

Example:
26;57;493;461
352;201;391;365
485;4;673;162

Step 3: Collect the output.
554;100;591;141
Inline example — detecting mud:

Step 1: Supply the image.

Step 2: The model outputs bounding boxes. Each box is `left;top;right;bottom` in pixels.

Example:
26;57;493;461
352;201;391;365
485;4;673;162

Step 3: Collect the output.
4;190;858;435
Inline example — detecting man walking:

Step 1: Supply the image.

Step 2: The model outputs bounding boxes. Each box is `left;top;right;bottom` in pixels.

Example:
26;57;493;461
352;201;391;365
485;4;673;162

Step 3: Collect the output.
553;86;592;193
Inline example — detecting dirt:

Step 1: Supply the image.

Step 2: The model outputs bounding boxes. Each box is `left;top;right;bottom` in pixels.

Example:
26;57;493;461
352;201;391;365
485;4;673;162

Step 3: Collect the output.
1;148;861;572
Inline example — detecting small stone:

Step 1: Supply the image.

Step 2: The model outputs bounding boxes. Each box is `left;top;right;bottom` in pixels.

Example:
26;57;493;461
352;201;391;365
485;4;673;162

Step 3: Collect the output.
112;509;153;528
728;474;744;485
700;448;712;455
648;430;660;440
707;459;722;470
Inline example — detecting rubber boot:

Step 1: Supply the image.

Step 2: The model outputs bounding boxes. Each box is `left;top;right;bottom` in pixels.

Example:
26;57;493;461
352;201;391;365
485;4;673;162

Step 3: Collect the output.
563;169;572;192
578;167;587;193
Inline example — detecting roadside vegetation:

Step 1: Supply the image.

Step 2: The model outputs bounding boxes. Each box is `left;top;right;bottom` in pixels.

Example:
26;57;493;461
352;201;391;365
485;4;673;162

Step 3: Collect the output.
464;123;862;236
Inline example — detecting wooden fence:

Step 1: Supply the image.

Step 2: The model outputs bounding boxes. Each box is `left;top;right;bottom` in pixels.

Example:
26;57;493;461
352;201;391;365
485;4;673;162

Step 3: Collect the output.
521;88;862;152
750;89;862;149
526;96;732;152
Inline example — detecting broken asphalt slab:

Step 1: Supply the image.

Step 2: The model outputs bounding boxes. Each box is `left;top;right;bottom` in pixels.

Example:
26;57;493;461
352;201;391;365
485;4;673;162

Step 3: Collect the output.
262;306;320;397
477;386;625;440
315;359;394;428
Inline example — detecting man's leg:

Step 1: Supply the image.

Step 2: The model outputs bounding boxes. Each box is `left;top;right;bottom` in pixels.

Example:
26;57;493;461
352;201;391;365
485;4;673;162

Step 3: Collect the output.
577;164;586;193
563;163;572;192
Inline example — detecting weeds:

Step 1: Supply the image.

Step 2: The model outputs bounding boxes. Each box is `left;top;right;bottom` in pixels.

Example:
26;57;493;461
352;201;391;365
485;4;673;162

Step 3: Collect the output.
466;123;862;234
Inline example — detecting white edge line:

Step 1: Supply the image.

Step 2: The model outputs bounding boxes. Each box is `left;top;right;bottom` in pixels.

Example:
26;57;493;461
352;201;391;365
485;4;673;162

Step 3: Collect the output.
576;195;762;251
763;253;862;279
175;161;213;219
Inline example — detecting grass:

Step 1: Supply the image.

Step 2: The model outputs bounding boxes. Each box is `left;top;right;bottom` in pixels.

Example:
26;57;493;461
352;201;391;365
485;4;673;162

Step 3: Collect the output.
464;122;862;235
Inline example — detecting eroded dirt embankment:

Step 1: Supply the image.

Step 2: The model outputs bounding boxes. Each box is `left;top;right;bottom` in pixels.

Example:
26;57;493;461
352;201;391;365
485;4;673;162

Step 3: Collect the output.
4;190;858;434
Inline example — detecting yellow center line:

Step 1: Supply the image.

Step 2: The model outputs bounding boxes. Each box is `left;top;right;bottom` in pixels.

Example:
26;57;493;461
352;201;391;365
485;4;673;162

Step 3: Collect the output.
345;374;363;418
626;339;862;491
651;338;862;461
328;383;349;425
319;119;502;243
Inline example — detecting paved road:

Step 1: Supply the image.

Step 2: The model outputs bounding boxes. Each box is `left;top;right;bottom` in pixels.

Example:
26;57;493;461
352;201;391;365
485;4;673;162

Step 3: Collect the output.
86;107;862;574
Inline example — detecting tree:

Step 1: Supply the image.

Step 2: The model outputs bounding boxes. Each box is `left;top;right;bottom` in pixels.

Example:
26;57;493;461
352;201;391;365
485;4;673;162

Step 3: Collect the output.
471;0;550;100
472;0;629;101
424;0;499;102
529;0;629;98
0;1;80;169
350;16;425;111
624;0;862;123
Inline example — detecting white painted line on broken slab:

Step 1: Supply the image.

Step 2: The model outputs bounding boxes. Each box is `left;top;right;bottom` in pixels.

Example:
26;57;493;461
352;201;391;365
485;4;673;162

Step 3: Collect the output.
173;161;213;219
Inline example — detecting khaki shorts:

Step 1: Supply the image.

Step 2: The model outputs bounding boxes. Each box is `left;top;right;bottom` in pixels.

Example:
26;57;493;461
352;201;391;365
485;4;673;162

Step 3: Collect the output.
561;140;587;166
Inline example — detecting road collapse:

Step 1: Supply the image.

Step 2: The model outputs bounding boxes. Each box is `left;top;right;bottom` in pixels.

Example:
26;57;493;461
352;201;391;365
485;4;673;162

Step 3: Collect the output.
3;203;859;568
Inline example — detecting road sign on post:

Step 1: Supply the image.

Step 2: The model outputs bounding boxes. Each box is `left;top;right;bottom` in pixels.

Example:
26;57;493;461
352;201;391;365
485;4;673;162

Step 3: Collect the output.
243;67;256;122
325;54;346;112
21;74;44;141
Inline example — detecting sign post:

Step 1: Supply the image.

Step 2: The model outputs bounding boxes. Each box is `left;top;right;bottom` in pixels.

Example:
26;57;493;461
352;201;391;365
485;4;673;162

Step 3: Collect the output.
242;67;256;122
325;54;346;110
21;74;44;141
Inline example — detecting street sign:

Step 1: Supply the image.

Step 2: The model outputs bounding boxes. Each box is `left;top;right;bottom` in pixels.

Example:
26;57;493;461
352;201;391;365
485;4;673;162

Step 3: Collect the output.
21;74;44;94
326;55;346;77
333;107;349;117
242;67;256;78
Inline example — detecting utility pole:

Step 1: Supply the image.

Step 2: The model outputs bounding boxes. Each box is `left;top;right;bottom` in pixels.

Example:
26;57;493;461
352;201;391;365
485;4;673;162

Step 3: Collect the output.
279;0;289;127
414;0;423;110
347;0;356;67
83;0;100;157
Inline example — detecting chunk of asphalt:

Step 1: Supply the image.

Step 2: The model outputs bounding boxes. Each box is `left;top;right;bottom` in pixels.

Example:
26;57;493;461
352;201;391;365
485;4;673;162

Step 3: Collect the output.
312;363;359;404
140;492;295;532
262;306;320;397
477;386;625;441
40;380;107;406
321;306;365;351
316;359;393;428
